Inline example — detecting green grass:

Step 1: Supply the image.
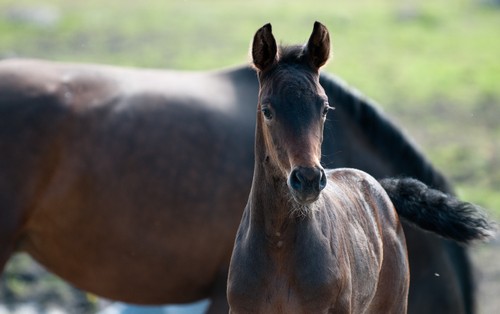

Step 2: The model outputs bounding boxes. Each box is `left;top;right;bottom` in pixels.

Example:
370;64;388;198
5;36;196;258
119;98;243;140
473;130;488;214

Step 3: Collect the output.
0;0;499;217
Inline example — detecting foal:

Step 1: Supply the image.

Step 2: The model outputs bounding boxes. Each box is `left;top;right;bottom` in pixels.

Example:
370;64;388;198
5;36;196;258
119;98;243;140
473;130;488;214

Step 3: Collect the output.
227;22;494;314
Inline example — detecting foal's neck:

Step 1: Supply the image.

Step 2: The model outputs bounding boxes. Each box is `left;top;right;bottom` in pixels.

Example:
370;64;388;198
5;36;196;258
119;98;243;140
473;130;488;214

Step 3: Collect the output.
248;117;313;240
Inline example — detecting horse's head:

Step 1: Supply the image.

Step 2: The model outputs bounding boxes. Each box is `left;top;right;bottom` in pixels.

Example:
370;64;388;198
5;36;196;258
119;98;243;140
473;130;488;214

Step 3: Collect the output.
252;22;332;205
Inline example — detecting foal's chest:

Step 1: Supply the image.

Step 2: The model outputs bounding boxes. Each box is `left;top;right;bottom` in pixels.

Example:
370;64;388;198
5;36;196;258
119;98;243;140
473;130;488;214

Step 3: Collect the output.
231;230;348;313
229;214;384;313
269;260;346;313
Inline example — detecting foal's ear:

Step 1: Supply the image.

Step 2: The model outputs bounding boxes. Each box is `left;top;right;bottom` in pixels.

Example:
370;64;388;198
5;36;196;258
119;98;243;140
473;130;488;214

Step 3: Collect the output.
305;21;331;69
252;23;278;72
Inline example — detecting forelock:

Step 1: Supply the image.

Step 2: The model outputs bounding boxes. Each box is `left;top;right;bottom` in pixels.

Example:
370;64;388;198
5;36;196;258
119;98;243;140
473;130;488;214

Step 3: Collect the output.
278;45;306;64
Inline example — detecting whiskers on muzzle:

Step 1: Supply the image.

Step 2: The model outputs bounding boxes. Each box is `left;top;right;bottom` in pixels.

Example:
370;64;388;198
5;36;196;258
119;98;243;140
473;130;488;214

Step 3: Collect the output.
287;165;327;216
287;191;325;218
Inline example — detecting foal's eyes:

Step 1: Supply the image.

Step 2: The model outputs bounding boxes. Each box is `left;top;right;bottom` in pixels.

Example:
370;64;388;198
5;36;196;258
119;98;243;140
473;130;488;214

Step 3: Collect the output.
322;103;333;117
262;108;273;120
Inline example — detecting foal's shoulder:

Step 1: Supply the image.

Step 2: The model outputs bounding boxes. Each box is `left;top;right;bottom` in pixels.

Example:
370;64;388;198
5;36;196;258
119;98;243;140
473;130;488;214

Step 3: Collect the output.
325;168;379;186
325;168;391;200
326;168;400;225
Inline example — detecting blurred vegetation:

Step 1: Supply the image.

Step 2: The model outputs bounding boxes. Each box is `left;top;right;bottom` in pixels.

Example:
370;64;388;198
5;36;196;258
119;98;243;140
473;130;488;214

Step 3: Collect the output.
0;0;498;311
0;254;96;313
1;0;497;215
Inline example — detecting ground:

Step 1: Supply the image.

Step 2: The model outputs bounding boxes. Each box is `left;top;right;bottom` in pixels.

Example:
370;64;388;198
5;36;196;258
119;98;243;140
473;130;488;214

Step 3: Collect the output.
472;234;500;314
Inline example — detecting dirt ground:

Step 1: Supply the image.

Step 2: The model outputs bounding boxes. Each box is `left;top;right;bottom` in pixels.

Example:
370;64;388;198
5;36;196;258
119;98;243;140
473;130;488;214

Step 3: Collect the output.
471;234;500;314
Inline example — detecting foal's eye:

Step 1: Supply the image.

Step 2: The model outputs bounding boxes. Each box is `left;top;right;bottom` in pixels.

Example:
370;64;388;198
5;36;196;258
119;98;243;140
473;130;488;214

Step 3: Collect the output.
262;108;273;120
322;104;332;117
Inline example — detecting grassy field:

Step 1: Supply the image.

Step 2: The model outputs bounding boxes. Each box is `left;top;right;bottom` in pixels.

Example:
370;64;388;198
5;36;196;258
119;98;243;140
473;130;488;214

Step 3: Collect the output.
0;1;499;311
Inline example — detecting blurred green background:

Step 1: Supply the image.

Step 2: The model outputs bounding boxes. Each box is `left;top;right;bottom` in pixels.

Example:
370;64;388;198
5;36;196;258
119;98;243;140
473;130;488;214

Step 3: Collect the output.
0;0;499;312
1;0;497;214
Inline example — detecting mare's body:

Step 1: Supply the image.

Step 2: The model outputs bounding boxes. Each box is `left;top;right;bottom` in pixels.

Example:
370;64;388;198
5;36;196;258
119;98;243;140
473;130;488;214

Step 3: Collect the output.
0;54;472;313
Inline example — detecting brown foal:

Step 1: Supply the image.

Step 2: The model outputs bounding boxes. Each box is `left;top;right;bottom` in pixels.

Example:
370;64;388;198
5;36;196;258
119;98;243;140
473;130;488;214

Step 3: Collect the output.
227;22;494;314
227;22;409;313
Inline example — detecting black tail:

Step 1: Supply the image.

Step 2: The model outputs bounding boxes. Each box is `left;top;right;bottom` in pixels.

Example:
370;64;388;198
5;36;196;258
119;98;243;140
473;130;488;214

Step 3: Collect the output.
380;178;496;244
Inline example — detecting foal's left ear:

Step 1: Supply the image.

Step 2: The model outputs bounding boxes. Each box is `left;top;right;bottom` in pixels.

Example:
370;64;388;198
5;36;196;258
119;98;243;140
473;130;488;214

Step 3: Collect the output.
305;21;331;70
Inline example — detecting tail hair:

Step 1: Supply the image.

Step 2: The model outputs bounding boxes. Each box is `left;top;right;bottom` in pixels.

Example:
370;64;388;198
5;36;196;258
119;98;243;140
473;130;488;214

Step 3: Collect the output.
380;177;496;244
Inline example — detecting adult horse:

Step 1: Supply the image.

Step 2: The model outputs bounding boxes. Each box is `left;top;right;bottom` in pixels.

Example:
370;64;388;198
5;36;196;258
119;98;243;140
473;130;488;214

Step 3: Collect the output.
227;21;492;314
0;41;474;313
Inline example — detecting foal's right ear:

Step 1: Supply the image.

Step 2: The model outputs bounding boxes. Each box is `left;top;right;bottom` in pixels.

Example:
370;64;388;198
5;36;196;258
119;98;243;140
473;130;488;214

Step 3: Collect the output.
252;23;278;72
305;21;331;70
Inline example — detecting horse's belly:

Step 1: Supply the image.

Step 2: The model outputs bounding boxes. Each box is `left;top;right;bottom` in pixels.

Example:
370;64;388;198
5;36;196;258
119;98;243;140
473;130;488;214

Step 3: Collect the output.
19;200;235;304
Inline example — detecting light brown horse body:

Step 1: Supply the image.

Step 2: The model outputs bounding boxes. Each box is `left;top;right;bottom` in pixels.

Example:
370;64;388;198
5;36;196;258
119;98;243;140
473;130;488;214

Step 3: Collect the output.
227;22;493;313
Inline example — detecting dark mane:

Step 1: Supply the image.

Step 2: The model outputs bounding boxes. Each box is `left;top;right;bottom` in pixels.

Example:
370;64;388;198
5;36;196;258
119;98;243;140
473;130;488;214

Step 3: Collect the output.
319;72;454;193
257;44;317;87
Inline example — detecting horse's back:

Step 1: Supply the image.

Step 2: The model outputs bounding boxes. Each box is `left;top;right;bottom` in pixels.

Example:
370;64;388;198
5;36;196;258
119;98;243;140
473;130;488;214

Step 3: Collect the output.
0;58;251;106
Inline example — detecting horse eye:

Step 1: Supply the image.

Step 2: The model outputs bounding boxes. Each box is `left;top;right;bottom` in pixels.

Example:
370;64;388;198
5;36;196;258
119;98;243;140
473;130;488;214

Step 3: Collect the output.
322;105;330;117
262;108;273;120
322;103;334;117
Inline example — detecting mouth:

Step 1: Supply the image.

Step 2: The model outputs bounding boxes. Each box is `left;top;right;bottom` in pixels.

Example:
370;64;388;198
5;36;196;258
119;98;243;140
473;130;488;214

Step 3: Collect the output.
289;188;321;206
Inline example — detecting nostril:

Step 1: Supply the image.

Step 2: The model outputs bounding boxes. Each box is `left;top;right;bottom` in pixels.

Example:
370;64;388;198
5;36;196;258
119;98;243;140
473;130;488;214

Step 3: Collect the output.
319;169;327;191
289;168;303;192
289;167;325;193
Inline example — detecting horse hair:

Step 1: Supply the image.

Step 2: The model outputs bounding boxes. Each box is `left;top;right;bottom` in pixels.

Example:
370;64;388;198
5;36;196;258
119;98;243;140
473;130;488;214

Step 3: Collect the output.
380;177;496;244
